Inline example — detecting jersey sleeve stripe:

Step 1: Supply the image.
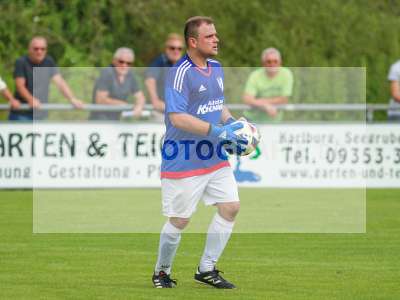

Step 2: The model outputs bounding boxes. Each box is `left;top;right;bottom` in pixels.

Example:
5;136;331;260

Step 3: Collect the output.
173;60;189;90
173;60;190;91
177;64;191;92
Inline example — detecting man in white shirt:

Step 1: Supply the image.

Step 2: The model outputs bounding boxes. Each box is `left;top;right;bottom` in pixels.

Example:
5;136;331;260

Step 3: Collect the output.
387;60;400;121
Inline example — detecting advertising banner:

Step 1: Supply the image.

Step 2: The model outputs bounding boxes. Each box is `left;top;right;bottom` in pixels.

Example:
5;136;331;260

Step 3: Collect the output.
0;123;398;188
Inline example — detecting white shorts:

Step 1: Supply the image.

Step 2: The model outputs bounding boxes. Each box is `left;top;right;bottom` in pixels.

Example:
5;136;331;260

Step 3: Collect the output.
161;166;239;218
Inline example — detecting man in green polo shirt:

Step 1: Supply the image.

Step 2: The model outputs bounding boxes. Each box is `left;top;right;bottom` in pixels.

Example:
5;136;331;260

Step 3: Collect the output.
242;48;293;122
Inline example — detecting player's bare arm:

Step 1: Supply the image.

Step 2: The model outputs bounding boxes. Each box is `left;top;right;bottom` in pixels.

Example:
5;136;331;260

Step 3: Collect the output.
221;105;234;124
169;112;211;136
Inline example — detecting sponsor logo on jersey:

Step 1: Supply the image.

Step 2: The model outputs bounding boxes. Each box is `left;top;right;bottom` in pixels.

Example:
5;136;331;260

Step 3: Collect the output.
196;99;223;115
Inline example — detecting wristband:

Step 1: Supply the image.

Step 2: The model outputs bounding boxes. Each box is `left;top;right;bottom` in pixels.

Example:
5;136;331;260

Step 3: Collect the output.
207;123;213;136
224;117;236;125
208;123;223;138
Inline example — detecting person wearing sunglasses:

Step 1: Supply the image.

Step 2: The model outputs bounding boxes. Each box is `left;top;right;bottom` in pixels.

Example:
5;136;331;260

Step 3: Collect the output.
90;47;145;121
145;33;184;122
242;47;293;122
10;36;84;121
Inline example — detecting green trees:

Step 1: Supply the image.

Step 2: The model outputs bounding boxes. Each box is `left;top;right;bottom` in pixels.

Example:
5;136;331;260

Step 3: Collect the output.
0;0;399;105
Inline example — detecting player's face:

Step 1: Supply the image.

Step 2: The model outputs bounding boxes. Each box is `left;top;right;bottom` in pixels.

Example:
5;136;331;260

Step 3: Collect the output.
195;23;219;57
165;39;184;64
28;39;47;63
263;53;281;76
113;53;133;76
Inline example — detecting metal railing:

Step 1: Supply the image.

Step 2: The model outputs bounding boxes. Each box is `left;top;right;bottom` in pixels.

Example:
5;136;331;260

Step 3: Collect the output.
0;103;396;122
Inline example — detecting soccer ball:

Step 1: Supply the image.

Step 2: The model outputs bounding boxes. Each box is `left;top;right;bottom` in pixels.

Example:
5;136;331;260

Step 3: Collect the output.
224;118;261;156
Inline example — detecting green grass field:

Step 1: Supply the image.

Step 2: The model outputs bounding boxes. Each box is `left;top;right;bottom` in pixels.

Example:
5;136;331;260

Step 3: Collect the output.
1;189;399;299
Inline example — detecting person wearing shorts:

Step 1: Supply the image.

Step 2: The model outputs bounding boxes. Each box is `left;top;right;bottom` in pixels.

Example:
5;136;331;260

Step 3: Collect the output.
152;16;246;289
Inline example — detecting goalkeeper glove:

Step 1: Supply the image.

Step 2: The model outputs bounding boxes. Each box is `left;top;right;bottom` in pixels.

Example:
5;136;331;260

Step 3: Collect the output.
208;122;244;144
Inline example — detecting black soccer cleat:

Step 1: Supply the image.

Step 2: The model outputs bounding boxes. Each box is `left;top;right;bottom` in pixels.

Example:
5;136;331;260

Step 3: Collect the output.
194;267;236;289
152;271;177;288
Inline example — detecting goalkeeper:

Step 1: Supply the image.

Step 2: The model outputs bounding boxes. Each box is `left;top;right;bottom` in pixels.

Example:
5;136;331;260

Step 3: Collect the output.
152;16;245;289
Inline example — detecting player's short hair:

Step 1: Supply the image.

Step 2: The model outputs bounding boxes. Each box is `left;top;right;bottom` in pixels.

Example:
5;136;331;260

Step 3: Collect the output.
113;47;135;60
184;16;214;46
165;33;183;46
261;47;282;62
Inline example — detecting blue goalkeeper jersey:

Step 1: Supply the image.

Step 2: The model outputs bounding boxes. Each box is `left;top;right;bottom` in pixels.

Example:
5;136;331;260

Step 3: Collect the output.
161;54;230;179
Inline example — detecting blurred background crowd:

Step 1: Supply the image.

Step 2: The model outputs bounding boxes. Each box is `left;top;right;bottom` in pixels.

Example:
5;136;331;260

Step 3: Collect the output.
0;0;399;122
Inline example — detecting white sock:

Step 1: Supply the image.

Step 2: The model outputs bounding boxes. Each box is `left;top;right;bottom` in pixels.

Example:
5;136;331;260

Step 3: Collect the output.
199;213;235;273
154;221;182;275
